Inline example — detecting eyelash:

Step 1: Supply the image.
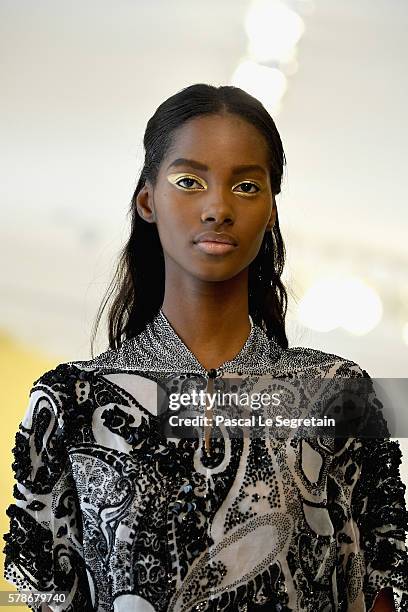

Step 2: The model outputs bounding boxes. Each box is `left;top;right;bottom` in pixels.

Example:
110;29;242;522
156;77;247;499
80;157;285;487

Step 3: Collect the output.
171;175;261;194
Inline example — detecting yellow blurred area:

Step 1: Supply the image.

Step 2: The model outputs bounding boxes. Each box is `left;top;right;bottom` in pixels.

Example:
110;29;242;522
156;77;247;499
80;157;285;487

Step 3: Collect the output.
0;329;62;611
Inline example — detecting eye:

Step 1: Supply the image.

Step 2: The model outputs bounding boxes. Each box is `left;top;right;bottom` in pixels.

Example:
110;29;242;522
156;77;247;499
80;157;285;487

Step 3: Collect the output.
176;177;205;190
167;173;207;191
233;181;261;194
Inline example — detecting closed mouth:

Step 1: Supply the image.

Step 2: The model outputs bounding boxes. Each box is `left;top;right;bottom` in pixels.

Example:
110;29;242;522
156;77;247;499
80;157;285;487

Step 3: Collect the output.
193;231;238;246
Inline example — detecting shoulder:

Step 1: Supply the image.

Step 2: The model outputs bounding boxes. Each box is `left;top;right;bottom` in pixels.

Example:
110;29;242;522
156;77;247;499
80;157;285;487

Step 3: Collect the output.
29;337;153;413
32;337;147;379
271;342;370;378
64;346;121;372
25;363;88;423
64;335;151;373
27;358;115;422
31;362;82;395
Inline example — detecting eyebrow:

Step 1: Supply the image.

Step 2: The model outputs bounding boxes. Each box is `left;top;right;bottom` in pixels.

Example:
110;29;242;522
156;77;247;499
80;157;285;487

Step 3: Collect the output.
166;158;267;176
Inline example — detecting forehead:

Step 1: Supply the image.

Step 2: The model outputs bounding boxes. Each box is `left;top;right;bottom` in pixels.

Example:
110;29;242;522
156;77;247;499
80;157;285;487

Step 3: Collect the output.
165;113;270;169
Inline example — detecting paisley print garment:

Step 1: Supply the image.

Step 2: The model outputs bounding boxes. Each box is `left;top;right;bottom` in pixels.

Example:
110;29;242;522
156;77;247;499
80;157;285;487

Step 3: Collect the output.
3;310;408;611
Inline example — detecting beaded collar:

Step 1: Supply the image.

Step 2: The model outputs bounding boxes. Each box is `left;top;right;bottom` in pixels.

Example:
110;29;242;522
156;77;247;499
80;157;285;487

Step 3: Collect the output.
70;308;283;376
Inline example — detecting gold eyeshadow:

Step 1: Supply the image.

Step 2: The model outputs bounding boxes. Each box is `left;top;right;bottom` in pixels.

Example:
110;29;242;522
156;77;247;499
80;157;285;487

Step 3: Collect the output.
166;173;263;195
166;173;208;190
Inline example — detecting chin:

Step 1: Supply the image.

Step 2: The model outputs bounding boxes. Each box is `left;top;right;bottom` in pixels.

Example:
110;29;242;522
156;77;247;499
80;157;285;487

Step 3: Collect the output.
189;265;248;283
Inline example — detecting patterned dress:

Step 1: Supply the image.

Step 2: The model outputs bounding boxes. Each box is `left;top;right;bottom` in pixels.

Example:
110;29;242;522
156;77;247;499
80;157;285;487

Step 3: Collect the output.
3;310;408;611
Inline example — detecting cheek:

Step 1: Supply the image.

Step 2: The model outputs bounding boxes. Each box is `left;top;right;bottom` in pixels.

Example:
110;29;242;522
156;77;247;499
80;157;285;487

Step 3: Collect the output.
155;185;194;225
241;211;270;244
155;205;193;256
246;233;266;263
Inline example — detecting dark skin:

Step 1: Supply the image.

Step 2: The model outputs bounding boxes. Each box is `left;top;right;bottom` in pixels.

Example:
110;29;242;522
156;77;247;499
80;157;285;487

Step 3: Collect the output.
41;113;394;612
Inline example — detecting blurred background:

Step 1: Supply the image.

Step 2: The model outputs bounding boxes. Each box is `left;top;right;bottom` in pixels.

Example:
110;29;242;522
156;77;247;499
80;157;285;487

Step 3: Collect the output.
1;0;407;602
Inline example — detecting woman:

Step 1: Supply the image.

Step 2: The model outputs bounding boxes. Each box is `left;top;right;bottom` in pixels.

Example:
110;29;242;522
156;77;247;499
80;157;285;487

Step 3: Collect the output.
3;84;407;611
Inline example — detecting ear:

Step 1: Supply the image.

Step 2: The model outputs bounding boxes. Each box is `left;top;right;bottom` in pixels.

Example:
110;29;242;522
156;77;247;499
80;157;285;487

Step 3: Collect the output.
135;183;156;223
266;196;277;232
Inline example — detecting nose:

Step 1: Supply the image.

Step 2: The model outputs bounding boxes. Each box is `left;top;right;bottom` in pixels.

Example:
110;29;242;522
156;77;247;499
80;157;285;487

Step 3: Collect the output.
200;189;235;225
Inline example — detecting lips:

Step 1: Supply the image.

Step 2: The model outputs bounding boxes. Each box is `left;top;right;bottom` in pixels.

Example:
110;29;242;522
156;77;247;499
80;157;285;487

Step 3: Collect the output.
193;231;238;246
193;231;238;255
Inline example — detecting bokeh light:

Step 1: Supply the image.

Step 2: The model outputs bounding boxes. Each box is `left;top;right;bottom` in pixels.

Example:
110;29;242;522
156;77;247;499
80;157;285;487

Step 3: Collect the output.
245;0;305;64
231;60;287;114
298;276;383;335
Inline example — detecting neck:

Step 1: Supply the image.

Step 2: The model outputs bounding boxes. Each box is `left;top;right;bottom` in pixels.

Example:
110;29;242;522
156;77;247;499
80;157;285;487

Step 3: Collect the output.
161;270;251;371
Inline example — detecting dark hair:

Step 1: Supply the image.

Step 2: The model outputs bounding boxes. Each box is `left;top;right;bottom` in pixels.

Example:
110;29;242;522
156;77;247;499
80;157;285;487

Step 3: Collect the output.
91;83;288;355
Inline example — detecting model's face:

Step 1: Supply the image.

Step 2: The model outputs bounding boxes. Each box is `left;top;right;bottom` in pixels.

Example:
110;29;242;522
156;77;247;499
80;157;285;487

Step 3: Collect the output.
137;113;276;283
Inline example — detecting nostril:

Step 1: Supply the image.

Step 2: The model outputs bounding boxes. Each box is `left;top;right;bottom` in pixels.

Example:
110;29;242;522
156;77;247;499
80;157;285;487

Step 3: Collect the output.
201;215;234;225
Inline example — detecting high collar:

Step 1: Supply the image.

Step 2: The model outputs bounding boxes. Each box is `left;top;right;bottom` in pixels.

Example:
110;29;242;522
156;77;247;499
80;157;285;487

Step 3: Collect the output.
126;309;282;375
71;309;283;376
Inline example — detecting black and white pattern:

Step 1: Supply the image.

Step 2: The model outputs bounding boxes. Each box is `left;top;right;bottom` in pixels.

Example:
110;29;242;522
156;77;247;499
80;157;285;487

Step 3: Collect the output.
3;310;408;611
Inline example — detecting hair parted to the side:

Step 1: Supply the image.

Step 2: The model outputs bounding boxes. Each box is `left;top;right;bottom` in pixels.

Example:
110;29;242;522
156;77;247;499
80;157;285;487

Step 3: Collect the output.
91;83;288;356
